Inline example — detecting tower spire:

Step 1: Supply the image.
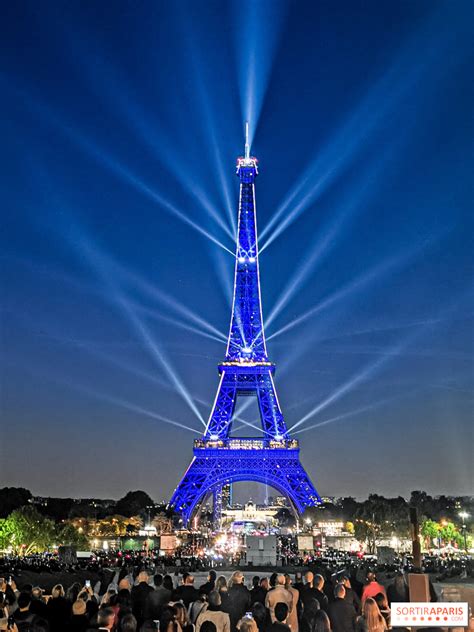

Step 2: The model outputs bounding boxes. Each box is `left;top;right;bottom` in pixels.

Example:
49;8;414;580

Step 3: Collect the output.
244;121;250;160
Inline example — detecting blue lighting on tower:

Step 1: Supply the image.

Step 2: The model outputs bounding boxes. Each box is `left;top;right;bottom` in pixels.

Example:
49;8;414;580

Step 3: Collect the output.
169;125;321;525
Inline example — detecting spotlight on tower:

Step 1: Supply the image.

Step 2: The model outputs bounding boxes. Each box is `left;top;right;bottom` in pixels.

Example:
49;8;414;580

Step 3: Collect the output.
234;0;287;145
245;121;250;160
259;13;452;251
29;96;235;256
267;233;443;342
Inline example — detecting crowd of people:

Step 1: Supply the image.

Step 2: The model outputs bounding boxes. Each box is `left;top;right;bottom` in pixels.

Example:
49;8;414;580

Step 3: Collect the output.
0;565;429;632
1;550;470;585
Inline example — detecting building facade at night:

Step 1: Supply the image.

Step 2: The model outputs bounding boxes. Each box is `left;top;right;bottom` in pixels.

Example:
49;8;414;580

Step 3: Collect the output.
169;130;320;525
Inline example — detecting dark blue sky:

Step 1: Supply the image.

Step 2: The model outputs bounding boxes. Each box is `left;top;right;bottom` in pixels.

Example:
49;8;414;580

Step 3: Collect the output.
1;1;473;502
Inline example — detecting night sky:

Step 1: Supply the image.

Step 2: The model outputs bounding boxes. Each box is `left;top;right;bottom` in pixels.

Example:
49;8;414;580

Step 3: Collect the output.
1;1;473;503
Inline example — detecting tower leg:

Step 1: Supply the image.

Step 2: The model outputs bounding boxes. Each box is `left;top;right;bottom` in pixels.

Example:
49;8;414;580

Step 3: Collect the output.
213;486;223;530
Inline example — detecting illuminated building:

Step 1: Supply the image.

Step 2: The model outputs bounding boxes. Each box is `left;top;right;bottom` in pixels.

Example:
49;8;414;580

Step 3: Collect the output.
222;500;279;531
316;520;345;536
170;125;321;525
320;496;336;504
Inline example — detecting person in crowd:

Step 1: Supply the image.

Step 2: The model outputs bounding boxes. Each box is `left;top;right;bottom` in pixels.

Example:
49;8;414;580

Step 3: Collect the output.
200;571;217;595
131;570;154;627
0;619;18;632
100;589;117;608
302;574;328;613
312;611;331;632
201;621;219;632
161;605;181;632
340;577;360;615
173;602;194;632
162;576;173;593
12;593;38;629
269;575;278;590
0;578;17;615
118;578;132;593
355;598;386;632
0;592;17;632
265;576;293;624
47;583;71;632
250;577;263;606
386;575;407;606
360;575;386;608
251;602;270;632
86;597;100;623
70;599;90;632
173;574;199;608
29;587;49;621
216;576;230;612
116;589;133;620
122;566;137;589
269;603;290;632
293;573;304;596
253;578;269;607
95;606;116;631
119;613;137;632
347;571;363;601
300;599;321;632
196;591;231;632
239;616;259;632
321;572;334;604
145;573;172;620
190;587;209;625
327;585;356;632
284;575;299;632
67;583;83;604
108;591;122;628
227;572;251;632
145;573;172;622
373;594;390;629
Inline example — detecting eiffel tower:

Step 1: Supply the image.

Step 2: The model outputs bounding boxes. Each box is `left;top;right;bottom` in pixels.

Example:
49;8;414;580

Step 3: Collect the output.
169;126;321;525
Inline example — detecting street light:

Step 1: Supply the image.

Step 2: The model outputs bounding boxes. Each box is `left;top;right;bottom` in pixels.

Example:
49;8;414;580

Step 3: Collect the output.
459;511;470;552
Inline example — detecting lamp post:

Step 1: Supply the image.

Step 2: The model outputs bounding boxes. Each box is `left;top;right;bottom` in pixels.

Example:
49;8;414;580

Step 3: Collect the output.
459;511;470;552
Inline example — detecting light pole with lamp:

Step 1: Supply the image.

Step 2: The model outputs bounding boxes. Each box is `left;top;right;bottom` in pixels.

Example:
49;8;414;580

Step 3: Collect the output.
459;511;470;552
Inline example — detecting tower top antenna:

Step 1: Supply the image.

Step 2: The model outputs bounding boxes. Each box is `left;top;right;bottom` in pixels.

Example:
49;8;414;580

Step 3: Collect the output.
244;122;250;160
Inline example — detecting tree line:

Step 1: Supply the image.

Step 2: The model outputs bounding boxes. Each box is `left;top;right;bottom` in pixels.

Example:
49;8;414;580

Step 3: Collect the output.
0;487;471;555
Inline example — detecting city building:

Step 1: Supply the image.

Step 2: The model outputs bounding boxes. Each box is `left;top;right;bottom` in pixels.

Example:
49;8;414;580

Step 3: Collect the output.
222;501;279;532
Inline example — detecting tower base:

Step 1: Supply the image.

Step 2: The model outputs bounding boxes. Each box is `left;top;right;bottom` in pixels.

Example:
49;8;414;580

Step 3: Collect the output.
170;439;320;525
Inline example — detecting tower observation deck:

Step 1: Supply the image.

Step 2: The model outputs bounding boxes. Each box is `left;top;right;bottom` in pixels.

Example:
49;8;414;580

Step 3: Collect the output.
169;125;321;524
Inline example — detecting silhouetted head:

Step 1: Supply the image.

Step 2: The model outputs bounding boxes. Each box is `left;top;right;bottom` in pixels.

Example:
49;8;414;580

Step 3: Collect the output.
200;622;217;632
275;603;289;623
208;591;221;608
313;610;331;632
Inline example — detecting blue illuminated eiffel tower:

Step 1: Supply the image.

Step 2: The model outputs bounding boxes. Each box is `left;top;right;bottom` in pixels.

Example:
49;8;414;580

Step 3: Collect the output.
170;127;321;525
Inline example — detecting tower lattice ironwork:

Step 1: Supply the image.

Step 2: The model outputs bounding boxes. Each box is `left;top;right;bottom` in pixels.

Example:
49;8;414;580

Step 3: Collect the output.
169;128;321;525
